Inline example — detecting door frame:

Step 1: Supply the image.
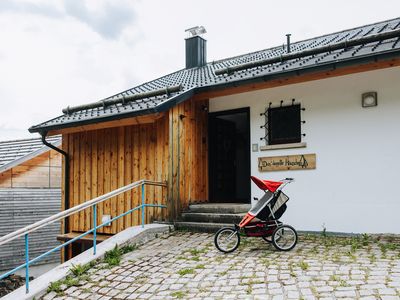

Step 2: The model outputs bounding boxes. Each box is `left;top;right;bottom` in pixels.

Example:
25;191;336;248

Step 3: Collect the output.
208;107;251;203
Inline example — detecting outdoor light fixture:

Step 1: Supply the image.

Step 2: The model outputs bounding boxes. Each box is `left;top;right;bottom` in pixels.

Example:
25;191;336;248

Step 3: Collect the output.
362;92;378;108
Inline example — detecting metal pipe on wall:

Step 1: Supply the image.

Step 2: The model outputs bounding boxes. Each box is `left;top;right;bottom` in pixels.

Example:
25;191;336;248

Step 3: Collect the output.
40;133;70;258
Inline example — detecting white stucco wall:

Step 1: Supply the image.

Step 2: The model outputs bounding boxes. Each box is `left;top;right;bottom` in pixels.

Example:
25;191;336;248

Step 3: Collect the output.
209;66;400;234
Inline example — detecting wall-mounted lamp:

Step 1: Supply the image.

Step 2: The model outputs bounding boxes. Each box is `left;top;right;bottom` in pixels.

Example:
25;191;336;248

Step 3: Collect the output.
362;92;378;108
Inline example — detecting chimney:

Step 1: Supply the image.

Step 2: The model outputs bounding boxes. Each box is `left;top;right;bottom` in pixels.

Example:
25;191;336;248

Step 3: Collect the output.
185;26;207;69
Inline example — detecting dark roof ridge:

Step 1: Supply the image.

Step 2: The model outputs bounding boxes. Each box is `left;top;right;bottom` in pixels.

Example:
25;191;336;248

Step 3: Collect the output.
211;17;400;65
98;17;400;101
105;68;188;101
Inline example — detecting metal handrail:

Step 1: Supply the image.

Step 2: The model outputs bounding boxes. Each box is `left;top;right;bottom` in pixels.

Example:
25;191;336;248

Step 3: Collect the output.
0;179;165;246
0;179;167;294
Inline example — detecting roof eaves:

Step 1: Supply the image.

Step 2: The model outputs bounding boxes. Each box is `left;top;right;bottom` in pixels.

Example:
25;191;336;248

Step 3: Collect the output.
28;88;197;134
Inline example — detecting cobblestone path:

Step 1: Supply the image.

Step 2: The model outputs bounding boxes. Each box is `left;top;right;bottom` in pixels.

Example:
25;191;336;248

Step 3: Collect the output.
42;231;400;300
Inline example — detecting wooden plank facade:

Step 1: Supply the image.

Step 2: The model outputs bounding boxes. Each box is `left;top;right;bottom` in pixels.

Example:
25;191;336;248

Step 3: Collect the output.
0;151;61;188
62;98;209;234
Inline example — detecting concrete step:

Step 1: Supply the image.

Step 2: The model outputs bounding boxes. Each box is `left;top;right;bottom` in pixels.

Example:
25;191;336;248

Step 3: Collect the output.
188;203;251;214
181;212;244;224
174;221;234;233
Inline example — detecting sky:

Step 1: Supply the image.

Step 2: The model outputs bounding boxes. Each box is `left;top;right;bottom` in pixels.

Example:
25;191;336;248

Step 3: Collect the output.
0;0;399;141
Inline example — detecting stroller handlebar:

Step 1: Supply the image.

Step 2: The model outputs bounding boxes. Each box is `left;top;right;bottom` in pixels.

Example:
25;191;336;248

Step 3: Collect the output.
282;178;295;182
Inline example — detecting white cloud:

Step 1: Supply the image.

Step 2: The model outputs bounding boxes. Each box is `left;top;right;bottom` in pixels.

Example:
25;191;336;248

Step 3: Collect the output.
0;0;399;141
63;0;136;39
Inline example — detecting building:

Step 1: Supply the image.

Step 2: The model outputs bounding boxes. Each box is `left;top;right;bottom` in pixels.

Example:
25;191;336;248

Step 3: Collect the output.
0;136;61;272
29;18;400;239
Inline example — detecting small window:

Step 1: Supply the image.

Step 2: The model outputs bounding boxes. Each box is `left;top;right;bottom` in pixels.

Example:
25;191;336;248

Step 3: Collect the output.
268;104;301;145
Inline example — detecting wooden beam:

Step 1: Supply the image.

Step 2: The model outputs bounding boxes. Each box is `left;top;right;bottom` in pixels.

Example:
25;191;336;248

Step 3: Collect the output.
47;113;165;136
192;58;400;100
57;232;111;243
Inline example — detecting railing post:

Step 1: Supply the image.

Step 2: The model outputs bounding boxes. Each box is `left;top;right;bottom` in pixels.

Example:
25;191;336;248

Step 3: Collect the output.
141;183;145;228
93;204;97;255
24;233;29;294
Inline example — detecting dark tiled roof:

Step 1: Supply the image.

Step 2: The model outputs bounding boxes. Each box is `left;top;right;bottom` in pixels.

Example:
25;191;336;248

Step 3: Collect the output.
30;18;400;133
0;136;61;172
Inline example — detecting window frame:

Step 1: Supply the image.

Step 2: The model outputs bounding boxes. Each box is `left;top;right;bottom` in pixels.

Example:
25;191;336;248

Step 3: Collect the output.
266;103;302;146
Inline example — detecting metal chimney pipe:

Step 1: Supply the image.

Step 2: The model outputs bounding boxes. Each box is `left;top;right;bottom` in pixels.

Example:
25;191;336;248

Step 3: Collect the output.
286;34;291;53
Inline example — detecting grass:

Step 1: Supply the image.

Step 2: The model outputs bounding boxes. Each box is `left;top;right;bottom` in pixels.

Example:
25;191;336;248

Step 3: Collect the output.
321;225;327;238
329;275;339;281
47;243;138;295
47;281;63;295
177;268;195;276
246;285;252;294
104;244;137;267
70;263;93;277
190;256;200;262
47;267;84;295
188;248;207;256
298;260;309;271
195;264;205;269
171;291;187;298
289;263;296;277
339;279;349;287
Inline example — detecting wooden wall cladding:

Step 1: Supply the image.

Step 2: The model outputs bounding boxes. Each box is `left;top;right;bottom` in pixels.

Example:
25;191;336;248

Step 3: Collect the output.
0;151;61;188
64;117;169;234
62;98;209;234
169;98;209;217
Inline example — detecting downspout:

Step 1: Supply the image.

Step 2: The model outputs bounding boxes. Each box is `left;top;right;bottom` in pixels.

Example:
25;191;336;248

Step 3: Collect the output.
40;132;70;236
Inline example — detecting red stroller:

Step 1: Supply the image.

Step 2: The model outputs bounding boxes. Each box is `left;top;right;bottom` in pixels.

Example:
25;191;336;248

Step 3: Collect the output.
214;176;298;252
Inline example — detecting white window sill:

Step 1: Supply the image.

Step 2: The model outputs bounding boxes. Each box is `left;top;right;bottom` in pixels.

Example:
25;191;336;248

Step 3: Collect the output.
260;142;307;151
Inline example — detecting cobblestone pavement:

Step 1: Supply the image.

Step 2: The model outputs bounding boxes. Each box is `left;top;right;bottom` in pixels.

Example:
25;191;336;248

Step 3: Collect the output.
42;231;400;300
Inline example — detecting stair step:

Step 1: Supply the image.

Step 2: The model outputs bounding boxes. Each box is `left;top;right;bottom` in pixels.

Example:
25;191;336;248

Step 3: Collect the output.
181;212;244;224
188;203;251;214
174;221;234;233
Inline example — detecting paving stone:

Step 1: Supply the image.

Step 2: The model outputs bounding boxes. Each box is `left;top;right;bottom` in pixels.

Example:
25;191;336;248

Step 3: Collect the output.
39;232;400;300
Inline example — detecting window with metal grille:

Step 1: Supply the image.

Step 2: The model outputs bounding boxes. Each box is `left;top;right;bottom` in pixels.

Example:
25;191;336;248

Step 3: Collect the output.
268;104;301;145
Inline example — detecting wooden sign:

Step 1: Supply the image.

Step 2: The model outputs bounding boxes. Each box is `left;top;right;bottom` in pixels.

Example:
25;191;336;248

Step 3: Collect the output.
258;154;316;172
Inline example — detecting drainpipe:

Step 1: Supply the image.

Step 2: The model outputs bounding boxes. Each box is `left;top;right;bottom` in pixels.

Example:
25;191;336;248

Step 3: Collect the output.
40;132;70;237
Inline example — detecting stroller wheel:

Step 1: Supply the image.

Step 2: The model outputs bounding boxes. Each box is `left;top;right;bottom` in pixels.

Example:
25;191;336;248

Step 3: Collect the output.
214;227;240;253
272;225;297;251
261;236;272;243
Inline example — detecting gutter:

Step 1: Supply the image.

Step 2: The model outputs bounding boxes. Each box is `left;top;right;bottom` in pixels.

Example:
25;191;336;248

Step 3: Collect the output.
40;133;70;239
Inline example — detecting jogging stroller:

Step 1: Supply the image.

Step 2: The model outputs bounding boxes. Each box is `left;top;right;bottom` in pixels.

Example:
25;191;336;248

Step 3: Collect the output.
214;176;298;253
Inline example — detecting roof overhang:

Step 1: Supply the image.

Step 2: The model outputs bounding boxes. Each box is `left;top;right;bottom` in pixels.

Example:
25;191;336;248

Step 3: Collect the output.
29;50;400;136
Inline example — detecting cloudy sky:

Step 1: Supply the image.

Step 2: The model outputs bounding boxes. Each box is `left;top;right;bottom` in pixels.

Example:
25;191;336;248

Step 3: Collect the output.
0;0;399;141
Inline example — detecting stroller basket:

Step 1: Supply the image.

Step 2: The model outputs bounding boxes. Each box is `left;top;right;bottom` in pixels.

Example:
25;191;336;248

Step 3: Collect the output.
249;191;289;221
271;192;289;215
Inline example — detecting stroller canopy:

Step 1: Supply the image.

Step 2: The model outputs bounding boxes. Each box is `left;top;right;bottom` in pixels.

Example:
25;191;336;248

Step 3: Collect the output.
251;176;283;192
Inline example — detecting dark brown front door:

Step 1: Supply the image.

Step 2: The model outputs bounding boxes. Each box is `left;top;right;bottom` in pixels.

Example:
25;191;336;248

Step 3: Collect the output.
208;107;250;203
